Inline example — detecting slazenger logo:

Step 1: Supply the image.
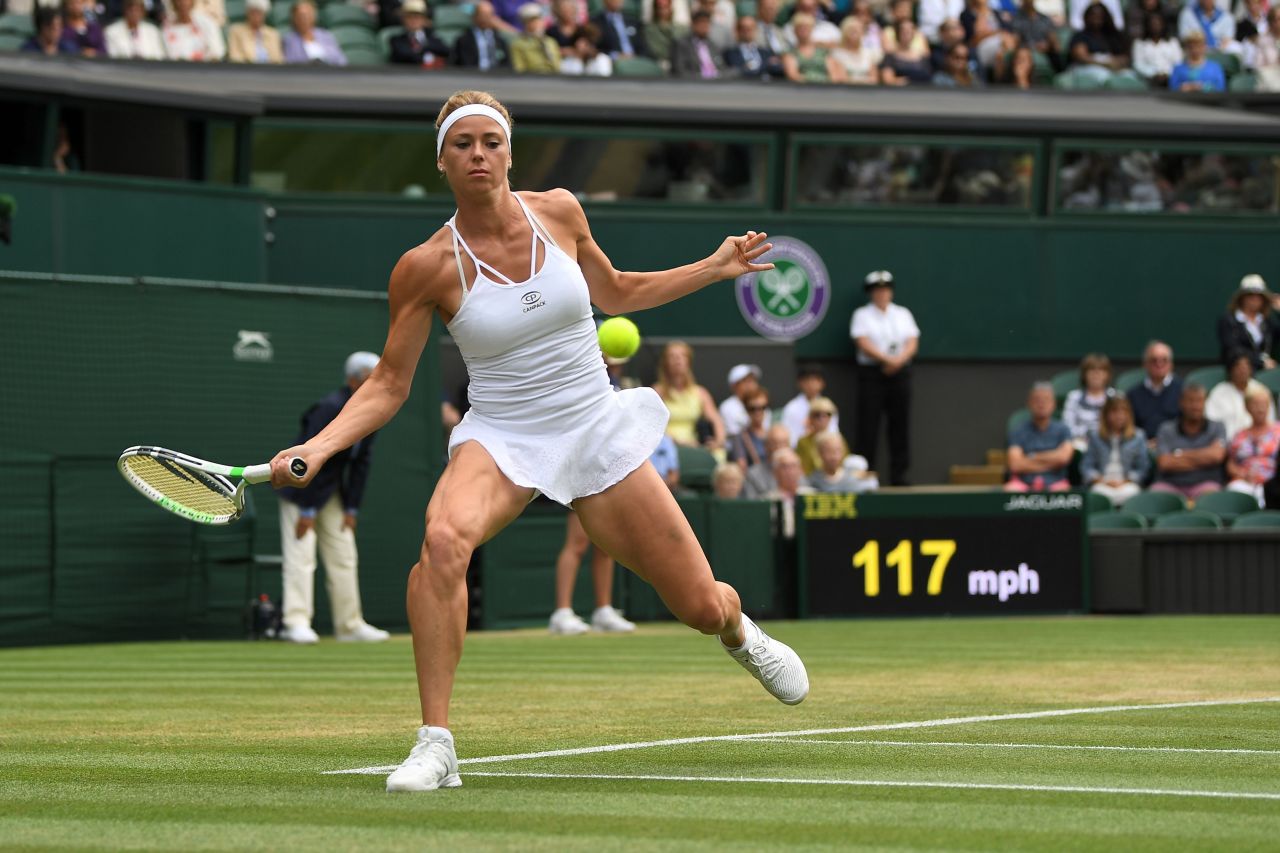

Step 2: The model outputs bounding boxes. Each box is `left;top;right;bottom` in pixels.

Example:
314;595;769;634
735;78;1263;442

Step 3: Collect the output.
734;236;830;342
521;290;546;313
233;330;273;362
1002;494;1083;512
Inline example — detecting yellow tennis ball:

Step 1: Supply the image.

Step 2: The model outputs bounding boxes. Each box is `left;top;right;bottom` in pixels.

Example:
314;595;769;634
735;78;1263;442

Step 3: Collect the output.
597;316;641;360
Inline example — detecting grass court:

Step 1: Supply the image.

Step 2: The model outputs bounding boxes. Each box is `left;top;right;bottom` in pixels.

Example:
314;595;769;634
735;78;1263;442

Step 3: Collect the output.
2;616;1278;851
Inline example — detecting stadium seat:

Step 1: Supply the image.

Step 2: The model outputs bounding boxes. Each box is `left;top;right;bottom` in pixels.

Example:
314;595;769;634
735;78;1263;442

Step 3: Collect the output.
433;4;473;30
225;0;247;21
1054;69;1106;90
1152;510;1222;530
323;3;374;28
1208;50;1240;77
334;24;379;49
675;444;718;492
1231;510;1280;528
1114;367;1146;394
1254;367;1280;396
270;3;293;27
1184;365;1225;390
435;25;464;47
0;12;33;36
1122;490;1186;522
378;25;402;58
1104;74;1148;90
1085;491;1112;514
1193;490;1261;524
343;42;385;64
614;56;664;76
1049;369;1078;403
0;32;24;51
1088;510;1147;529
1229;72;1257;92
736;0;754;16
1005;407;1030;436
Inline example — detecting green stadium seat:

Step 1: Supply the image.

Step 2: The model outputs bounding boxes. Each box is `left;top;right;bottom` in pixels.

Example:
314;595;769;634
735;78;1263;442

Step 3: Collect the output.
1114;367;1146;394
1231;510;1280;528
270;3;293;27
435;25;464;47
1005;407;1030;437
378;25;402;58
0;31;24;51
1208;50;1240;77
333;23;379;49
225;0;247;21
1104;73;1148;90
614;56;665;76
736;0;756;16
433;4;473;29
1152;510;1223;530
1229;72;1256;92
1122;489;1186;522
1254;367;1280;396
1054;69;1106;90
1088;510;1147;529
343;42;385;64
1184;365;1225;391
0;12;34;36
1049;369;1078;403
676;444;718;492
322;3;375;28
1084;491;1112;514
1193;490;1261;524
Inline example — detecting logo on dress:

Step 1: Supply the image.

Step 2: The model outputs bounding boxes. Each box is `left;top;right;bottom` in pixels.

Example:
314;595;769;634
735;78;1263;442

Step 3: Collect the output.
521;290;546;313
734;236;830;342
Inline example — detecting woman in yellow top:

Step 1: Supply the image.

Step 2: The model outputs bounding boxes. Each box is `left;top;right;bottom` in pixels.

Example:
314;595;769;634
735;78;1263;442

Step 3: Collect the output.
653;341;726;454
510;3;562;73
795;396;849;475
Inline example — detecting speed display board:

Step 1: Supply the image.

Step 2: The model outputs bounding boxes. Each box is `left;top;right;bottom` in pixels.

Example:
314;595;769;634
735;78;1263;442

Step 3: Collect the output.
798;492;1086;616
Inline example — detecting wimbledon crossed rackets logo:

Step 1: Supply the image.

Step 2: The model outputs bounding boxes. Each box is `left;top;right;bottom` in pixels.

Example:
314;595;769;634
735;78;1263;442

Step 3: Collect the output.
734;236;830;342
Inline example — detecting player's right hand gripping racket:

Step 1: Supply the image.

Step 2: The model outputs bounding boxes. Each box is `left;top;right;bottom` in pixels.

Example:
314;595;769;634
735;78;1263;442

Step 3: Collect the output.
117;446;307;525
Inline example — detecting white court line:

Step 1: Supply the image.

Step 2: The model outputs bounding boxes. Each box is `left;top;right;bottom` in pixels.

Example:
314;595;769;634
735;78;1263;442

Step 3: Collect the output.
324;696;1280;775
755;739;1280;755
464;771;1280;801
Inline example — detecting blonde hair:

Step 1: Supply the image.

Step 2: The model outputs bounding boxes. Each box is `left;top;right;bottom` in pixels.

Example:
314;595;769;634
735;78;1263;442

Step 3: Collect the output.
655;341;699;400
435;91;515;134
1097;395;1135;441
791;11;816;28
1245;385;1273;408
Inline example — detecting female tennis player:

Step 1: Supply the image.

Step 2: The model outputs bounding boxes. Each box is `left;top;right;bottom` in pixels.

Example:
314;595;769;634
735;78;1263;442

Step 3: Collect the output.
269;90;808;793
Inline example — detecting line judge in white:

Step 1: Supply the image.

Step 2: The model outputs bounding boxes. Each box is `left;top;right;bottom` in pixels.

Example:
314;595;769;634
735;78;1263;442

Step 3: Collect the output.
850;269;919;486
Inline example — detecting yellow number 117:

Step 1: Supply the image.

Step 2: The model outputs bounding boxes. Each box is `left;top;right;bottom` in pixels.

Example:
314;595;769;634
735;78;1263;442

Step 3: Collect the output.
852;539;957;597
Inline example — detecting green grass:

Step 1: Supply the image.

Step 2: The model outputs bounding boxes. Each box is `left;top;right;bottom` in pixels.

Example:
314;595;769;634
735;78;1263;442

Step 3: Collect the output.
2;616;1278;851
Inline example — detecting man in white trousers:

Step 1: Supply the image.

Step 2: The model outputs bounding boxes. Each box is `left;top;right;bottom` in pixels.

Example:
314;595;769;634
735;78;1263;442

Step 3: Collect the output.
277;352;390;644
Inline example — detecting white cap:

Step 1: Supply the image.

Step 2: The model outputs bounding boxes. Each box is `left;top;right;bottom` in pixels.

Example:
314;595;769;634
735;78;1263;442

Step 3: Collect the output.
727;364;762;387
1239;273;1268;293
400;0;427;13
345;351;380;379
245;0;269;11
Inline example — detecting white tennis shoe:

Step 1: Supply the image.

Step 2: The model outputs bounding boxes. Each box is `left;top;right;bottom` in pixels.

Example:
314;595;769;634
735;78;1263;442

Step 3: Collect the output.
281;623;319;644
590;606;636;633
723;614;809;705
548;608;590;635
336;622;390;643
386;726;462;792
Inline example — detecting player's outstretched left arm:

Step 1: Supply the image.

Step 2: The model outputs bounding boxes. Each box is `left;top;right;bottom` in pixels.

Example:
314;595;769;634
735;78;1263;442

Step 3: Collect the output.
558;189;774;315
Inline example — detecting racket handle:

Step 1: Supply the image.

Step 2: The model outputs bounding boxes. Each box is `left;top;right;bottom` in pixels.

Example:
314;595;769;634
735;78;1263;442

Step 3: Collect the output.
240;457;308;484
289;457;308;479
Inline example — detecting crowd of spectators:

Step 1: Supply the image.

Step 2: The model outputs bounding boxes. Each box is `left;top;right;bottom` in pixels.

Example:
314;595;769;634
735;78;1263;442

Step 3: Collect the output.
1004;273;1280;511
6;0;1278;90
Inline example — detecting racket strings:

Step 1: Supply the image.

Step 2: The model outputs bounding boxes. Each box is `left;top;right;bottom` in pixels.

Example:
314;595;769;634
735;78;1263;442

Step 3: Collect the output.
123;455;239;516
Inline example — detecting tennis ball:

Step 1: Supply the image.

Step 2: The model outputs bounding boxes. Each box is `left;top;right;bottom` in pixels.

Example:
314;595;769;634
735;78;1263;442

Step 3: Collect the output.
597;316;641;360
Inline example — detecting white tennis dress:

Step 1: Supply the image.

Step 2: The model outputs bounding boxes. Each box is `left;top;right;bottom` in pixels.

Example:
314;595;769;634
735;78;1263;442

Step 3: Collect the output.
443;194;669;506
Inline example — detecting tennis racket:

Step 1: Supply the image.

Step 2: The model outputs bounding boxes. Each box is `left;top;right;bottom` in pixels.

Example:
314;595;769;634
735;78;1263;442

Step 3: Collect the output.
117;445;307;525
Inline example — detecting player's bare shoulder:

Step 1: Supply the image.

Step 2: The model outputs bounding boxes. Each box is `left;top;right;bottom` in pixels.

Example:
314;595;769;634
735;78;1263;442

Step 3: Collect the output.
389;227;456;309
519;189;588;243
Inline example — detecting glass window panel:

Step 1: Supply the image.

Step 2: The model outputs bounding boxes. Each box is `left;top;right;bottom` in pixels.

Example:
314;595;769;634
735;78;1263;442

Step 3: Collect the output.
1056;149;1280;214
250;122;768;204
794;142;1035;209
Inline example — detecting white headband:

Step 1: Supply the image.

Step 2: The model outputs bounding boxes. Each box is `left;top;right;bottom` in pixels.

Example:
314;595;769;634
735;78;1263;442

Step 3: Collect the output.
436;104;512;158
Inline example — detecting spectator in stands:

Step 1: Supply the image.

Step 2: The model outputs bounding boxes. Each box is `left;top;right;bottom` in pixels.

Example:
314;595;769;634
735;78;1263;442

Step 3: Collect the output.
644;0;691;27
1068;1;1135;85
1004;382;1075;492
560;23;612;73
919;0;964;42
930;17;965;69
654;341;727;456
1225;385;1280;507
511;2;563;72
228;0;284;64
1132;11;1182;85
23;8;76;55
810;432;877;493
549;0;585;55
453;0;510;68
1008;0;1063;72
163;0;225;60
650;432;682;492
694;0;736;50
1177;0;1236;52
488;0;529;32
1069;0;1121;30
881;0;919;46
1082;395;1149;507
832;16;881;82
726;14;784;77
1255;7;1280;91
849;0;882;53
594;0;650;58
783;12;845;79
786;0;841;46
769;447;814;537
933;41;985;83
729;388;771;470
782;365;840;447
1063;352;1116;449
644;0;687;71
59;0;106;55
1207;350;1276;438
387;0;449;67
106;0;164;58
1168;29;1226;89
719;363;764;437
744;424;791;497
1124;0;1176;41
1218;274;1279;372
796;398;850;475
880;19;936;82
755;0;790;55
282;0;345;64
961;0;1014;70
1151;383;1227;500
713;461;746;498
163;0;227;27
673;9;728;76
1004;42;1040;85
852;268;918;486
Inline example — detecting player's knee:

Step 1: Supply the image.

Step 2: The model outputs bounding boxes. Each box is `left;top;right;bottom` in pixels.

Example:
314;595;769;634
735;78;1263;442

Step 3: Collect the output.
679;592;728;635
423;518;476;576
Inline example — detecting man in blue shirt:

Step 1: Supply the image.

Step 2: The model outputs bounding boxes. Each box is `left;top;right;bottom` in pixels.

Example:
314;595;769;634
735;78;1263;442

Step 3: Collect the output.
1127;340;1183;442
1005;382;1075;492
1168;31;1226;92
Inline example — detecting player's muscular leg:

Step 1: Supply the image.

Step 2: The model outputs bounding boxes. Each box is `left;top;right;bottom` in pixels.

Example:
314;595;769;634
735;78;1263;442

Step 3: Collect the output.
409;441;532;726
574;463;744;647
